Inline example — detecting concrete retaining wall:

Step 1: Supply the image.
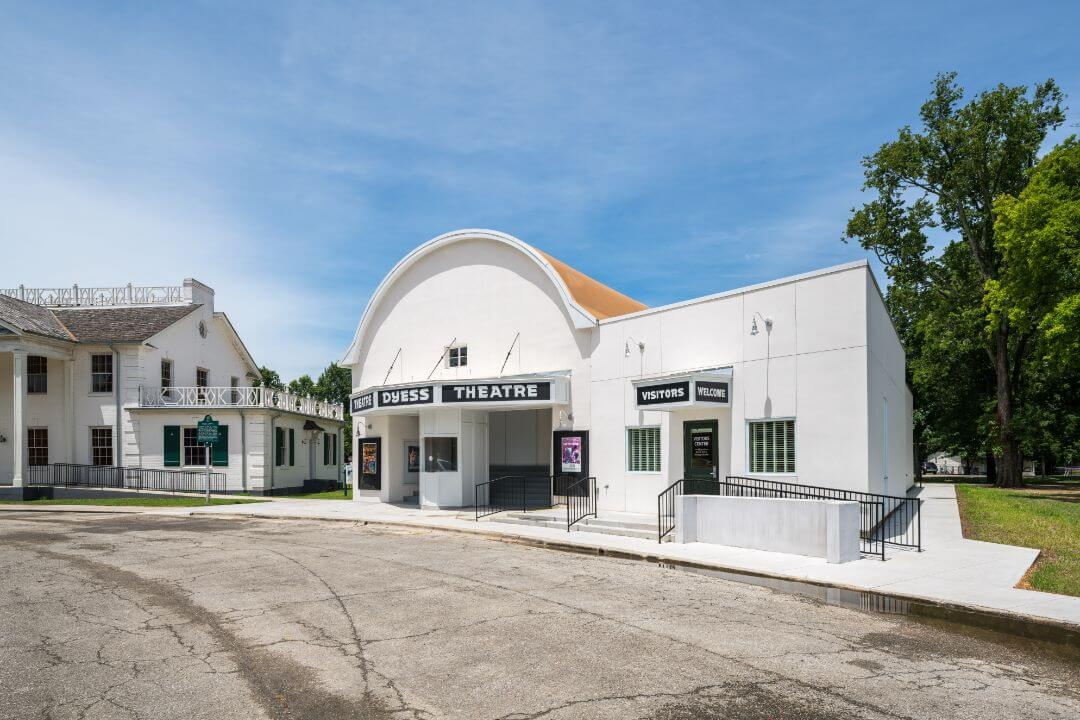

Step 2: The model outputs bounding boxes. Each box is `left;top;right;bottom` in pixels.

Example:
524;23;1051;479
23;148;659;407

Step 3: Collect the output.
675;495;860;563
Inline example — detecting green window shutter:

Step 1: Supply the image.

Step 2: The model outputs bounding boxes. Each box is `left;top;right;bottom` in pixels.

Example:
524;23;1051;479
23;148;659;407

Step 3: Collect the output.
323;433;330;465
332;433;338;465
289;428;295;466
275;428;283;466
164;426;180;467
212;425;229;467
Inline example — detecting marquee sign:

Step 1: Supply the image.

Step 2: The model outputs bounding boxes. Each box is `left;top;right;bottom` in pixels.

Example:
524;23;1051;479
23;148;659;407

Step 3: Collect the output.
378;386;434;408
695;380;730;404
350;392;375;414
442;381;551;403
632;372;732;410
349;376;568;414
636;380;690;406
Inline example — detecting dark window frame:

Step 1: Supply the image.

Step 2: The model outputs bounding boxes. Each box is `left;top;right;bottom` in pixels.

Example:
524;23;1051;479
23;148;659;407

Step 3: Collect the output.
91;353;113;394
90;427;113;466
27;356;48;394
28;427;48;466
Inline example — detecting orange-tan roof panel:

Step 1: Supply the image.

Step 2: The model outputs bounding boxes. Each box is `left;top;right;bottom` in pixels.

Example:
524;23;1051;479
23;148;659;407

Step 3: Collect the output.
533;248;648;320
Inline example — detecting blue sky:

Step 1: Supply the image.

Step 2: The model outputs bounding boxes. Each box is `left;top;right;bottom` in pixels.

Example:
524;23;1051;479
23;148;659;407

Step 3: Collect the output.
2;2;1077;379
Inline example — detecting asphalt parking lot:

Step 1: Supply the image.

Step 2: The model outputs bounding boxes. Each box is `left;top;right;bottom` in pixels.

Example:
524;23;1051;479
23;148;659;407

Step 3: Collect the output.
1;512;1077;719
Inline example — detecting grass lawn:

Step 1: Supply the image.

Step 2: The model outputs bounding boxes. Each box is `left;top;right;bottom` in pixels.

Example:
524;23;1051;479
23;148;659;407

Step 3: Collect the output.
0;496;268;507
283;486;353;500
955;481;1080;597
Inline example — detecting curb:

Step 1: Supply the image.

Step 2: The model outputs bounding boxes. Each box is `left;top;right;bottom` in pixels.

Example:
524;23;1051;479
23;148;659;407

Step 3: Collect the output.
190;509;1080;647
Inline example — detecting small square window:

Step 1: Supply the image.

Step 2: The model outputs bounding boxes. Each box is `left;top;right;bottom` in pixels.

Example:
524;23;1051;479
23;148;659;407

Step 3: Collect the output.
424;437;458;472
627;427;661;473
447;346;467;368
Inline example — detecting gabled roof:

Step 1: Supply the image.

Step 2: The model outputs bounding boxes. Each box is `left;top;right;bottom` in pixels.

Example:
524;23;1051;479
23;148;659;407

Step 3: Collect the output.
0;294;75;341
51;305;200;343
532;248;647;320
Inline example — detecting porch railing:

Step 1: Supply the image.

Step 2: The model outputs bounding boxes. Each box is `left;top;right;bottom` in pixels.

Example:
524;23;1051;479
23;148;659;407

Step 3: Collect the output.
2;284;184;307
139;385;345;421
565;476;597;531
25;463;227;494
658;475;921;559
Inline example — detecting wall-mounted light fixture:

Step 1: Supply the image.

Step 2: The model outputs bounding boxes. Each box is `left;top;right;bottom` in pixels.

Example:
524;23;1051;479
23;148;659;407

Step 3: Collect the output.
625;336;645;357
750;313;773;336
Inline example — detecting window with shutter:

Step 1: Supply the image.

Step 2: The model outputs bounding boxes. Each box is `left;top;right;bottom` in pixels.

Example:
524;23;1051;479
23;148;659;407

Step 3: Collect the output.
288;429;295;466
626;427;661;473
275;428;284;466
747;419;795;474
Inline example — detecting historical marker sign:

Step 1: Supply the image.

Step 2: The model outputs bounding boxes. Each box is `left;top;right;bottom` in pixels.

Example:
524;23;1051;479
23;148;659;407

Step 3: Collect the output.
197;415;220;445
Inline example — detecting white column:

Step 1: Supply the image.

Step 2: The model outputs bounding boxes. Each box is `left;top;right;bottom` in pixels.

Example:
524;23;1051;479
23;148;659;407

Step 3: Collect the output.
12;350;26;487
64;357;75;462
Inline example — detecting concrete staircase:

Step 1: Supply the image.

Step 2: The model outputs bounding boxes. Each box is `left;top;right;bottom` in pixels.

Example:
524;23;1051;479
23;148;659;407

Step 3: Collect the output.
487;509;658;540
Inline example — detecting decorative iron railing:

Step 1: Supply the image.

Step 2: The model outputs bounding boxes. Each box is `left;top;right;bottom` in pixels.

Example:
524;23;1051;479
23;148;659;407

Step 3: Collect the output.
139;386;345;421
2;284;184;307
658;475;922;559
25;463;227;494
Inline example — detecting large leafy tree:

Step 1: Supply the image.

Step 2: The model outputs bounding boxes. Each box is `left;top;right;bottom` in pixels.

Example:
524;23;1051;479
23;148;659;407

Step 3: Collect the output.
253;366;285;390
845;73;1065;487
315;363;354;457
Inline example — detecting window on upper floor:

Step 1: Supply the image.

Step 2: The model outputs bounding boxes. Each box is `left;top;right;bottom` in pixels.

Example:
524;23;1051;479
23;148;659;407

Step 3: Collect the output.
91;353;113;394
447;345;467;368
196;367;208;402
161;359;173;388
28;356;47;394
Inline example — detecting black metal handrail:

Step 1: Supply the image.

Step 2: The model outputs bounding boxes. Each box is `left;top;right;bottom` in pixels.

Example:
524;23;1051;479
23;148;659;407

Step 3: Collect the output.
657;475;921;558
475;475;527;520
658;477;722;542
25;463;228;494
565;476;596;531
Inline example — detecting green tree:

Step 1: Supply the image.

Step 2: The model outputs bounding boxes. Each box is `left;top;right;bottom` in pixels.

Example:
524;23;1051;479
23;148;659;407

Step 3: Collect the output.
288;374;316;397
845;72;1065;487
989;138;1080;372
314;363;352;406
315;362;354;458
253;366;285;390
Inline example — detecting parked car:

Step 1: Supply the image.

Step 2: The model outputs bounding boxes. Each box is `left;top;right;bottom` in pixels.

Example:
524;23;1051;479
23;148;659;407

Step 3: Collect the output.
922;461;938;474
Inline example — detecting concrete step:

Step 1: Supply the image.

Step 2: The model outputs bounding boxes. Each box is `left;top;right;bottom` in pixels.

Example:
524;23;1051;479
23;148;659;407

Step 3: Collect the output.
489;513;659;541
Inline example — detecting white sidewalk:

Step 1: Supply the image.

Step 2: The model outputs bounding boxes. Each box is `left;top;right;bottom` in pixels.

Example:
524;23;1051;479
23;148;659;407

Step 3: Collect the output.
170;483;1080;628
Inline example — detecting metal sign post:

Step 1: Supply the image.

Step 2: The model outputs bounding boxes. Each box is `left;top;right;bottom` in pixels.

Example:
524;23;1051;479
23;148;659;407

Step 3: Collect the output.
197;415;220;505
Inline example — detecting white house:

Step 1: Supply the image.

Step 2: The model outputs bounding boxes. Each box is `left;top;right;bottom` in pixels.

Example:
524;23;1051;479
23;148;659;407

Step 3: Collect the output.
0;279;345;495
342;229;913;514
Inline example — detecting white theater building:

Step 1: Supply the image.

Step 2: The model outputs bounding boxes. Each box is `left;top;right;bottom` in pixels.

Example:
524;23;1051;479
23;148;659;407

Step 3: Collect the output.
343;229;912;513
0;279;345;494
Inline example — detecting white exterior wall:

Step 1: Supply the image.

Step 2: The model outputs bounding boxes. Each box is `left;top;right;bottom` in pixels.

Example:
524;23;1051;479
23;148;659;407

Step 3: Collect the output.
2;281;343;492
346;231;913;513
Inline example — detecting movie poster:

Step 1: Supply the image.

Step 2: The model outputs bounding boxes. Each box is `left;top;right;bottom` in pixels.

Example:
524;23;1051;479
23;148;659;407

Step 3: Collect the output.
560;436;582;473
406;443;420;473
362;442;378;475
